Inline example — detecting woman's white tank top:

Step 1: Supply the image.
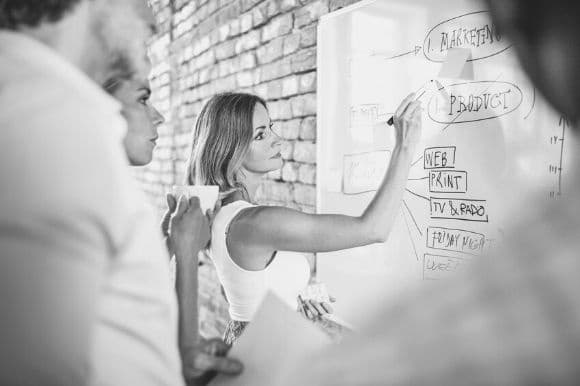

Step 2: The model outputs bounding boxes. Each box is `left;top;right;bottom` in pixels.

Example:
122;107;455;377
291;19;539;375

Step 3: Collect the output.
209;200;309;322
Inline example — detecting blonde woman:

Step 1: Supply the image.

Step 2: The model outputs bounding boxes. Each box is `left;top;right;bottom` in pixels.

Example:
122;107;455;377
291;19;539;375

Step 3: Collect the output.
185;92;422;344
103;67;243;381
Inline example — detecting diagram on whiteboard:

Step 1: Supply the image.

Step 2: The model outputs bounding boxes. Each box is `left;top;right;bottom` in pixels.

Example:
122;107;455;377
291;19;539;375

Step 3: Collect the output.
316;0;571;324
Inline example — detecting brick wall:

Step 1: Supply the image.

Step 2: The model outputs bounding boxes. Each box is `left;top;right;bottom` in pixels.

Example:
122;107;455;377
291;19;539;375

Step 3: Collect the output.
140;0;362;338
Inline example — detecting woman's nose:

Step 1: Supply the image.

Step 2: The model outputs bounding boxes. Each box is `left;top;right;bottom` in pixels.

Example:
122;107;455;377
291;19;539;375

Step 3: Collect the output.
271;133;282;148
150;106;165;126
270;124;282;146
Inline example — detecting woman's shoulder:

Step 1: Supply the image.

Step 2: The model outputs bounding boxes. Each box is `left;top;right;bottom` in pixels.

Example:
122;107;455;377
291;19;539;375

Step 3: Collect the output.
213;199;255;230
221;199;255;212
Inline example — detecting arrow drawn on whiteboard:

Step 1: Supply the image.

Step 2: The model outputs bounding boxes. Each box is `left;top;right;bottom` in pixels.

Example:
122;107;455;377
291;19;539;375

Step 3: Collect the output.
376;46;422;60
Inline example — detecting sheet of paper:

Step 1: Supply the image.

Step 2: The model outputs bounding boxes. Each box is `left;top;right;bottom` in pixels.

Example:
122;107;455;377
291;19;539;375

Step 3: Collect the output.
210;292;331;386
437;47;473;80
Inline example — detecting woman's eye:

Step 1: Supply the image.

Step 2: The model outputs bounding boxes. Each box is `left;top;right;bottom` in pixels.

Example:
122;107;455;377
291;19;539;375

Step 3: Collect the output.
138;96;149;105
255;132;265;140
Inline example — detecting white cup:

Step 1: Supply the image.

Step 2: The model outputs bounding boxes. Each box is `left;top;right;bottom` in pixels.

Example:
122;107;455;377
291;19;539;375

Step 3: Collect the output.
171;185;219;213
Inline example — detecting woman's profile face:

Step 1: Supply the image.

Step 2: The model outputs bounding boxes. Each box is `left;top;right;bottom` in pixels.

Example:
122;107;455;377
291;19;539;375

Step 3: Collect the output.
243;102;283;174
115;74;165;166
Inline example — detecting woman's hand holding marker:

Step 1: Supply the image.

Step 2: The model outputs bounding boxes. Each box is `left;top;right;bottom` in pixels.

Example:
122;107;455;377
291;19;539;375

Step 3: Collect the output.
393;92;423;152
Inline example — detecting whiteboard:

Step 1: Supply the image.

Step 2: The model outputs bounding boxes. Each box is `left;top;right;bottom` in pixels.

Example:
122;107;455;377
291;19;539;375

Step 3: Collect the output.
316;0;572;326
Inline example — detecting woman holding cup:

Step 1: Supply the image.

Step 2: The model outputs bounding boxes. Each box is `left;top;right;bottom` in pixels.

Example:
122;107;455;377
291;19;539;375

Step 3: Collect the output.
104;66;243;382
183;92;422;344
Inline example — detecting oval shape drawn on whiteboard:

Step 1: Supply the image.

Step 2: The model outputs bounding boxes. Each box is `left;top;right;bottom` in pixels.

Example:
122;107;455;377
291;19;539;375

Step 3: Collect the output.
423;11;511;62
427;81;523;124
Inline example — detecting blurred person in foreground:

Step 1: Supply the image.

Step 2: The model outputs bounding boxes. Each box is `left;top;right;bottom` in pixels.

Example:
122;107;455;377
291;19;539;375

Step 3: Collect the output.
277;0;580;384
0;1;239;385
103;26;241;382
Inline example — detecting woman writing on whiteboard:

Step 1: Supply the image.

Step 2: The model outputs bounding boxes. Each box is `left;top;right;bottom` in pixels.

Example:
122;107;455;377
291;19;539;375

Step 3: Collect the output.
184;92;422;344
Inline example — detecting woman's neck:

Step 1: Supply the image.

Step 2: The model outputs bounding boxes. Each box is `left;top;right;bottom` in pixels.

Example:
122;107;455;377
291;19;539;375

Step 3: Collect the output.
240;169;264;202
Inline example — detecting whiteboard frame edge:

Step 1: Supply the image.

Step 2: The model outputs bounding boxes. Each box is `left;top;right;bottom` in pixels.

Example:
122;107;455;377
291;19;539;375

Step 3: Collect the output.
316;20;323;215
319;0;380;24
317;0;382;215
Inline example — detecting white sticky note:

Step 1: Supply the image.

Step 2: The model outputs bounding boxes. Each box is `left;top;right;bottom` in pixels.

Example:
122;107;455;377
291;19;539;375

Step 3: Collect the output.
171;185;219;213
438;48;473;80
210;292;331;386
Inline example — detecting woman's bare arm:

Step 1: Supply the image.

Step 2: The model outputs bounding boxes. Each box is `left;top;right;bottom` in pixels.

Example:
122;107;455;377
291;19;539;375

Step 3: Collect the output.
228;94;422;268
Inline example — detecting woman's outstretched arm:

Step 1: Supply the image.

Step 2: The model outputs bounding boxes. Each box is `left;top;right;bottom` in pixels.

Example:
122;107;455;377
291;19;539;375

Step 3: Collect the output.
228;94;422;266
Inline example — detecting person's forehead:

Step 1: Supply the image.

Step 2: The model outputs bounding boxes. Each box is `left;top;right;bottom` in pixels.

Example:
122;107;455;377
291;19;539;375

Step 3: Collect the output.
131;76;150;90
253;103;270;126
129;65;151;88
135;51;153;75
134;0;158;34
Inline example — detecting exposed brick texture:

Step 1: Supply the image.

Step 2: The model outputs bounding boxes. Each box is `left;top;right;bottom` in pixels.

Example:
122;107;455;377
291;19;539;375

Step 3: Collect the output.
140;0;362;338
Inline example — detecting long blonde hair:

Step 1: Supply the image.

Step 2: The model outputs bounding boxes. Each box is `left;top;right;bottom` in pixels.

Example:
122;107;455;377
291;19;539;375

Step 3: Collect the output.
185;92;267;199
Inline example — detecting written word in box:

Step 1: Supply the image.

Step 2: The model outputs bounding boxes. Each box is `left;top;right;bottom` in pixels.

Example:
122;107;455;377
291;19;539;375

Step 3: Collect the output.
423;253;471;280
429;170;468;193
426;226;486;255
424;146;456;169
350;104;382;126
430;197;488;222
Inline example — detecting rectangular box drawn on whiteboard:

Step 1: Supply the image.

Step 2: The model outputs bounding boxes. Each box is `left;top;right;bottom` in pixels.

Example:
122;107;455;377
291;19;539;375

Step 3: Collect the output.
350;104;380;126
428;170;467;193
342;150;391;194
426;226;486;255
430;197;489;222
423;253;470;280
424;146;456;169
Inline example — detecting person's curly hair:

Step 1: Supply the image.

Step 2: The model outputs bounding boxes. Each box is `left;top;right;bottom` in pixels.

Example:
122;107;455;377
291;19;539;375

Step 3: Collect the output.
0;0;82;29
